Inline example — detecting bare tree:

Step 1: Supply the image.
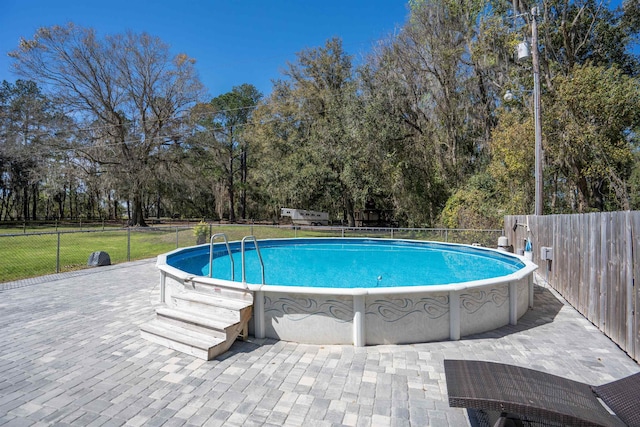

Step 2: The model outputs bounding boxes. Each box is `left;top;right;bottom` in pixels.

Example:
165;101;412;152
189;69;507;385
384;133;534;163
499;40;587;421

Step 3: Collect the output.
9;23;204;225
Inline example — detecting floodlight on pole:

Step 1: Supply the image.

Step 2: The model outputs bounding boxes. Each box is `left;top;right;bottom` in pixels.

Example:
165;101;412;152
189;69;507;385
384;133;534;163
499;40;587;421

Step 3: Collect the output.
503;90;515;102
517;40;530;60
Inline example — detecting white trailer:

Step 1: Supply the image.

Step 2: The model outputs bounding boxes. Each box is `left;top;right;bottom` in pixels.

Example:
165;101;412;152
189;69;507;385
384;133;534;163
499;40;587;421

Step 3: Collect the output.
280;208;329;226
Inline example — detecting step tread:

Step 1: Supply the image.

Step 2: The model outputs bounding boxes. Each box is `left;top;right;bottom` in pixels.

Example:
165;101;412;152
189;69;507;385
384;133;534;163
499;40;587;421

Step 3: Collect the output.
140;319;225;350
174;300;241;321
173;291;253;310
156;307;239;331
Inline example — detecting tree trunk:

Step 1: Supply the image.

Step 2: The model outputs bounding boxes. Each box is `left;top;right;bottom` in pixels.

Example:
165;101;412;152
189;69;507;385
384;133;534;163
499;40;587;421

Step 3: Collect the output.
132;188;147;226
22;186;29;220
32;183;38;220
576;174;590;213
227;183;235;222
240;147;247;219
227;153;236;222
57;187;66;219
0;190;7;220
68;184;74;220
344;194;355;227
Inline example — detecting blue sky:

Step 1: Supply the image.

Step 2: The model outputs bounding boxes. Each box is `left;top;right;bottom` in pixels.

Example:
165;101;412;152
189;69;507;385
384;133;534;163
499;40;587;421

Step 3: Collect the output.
0;1;631;99
0;0;410;98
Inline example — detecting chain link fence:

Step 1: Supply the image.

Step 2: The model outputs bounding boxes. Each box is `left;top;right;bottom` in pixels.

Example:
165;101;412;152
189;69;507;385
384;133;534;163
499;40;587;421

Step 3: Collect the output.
0;224;503;284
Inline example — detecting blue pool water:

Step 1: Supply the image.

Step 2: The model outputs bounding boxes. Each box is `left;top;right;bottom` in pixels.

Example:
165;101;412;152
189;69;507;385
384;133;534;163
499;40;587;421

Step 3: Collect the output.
167;238;524;289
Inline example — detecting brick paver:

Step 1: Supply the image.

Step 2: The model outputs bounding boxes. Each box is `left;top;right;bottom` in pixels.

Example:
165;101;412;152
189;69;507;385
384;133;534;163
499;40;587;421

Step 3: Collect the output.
0;260;638;426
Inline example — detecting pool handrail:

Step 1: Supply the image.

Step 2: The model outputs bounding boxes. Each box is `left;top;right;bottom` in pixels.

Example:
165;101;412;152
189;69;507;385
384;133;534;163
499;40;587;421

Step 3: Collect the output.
209;233;235;280
241;235;265;285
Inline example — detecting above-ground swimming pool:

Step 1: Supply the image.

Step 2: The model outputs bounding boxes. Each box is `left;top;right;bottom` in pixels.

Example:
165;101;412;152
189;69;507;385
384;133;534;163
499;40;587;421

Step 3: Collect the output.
157;238;537;346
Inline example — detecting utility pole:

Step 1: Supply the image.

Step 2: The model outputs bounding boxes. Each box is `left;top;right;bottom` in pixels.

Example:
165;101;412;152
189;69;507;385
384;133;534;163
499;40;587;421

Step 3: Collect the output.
531;6;543;216
509;3;543;215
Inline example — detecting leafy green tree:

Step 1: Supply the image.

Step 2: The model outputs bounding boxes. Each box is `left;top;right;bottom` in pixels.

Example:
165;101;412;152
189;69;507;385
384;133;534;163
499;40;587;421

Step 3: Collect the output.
249;38;365;225
247;82;308;219
460;63;640;223
443;0;640;225
356;0;493;226
356;58;448;227
629;152;640;210
544;64;640;211
0;80;70;220
440;172;503;229
190;84;262;221
538;0;639;76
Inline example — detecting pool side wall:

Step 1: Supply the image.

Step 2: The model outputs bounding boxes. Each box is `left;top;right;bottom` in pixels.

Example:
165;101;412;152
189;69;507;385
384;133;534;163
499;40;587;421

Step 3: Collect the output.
261;293;355;344
251;276;532;345
157;240;537;347
364;291;450;344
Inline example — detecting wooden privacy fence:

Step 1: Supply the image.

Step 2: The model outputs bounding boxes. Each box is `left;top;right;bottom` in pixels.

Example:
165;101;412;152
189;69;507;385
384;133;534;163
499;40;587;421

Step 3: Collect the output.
505;212;639;362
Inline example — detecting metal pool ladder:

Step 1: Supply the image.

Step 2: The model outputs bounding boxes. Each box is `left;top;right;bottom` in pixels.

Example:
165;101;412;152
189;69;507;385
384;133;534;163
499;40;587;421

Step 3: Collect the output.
209;233;234;279
241;235;265;285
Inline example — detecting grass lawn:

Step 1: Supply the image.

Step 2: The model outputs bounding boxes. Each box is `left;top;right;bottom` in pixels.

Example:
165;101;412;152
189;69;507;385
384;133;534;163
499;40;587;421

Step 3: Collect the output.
0;224;334;283
1;229;175;282
0;224;501;283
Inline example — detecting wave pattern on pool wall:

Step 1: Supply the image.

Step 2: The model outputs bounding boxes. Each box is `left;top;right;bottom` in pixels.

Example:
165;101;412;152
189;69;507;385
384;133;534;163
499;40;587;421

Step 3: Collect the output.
460;286;509;314
365;296;449;322
264;296;353;322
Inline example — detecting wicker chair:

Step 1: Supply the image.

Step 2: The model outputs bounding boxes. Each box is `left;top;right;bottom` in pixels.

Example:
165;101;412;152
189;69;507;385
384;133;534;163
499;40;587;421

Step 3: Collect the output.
444;359;640;427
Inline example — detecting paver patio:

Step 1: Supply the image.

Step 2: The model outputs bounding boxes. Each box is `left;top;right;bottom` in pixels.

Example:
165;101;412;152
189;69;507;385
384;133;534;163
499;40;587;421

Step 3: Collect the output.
1;259;638;426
